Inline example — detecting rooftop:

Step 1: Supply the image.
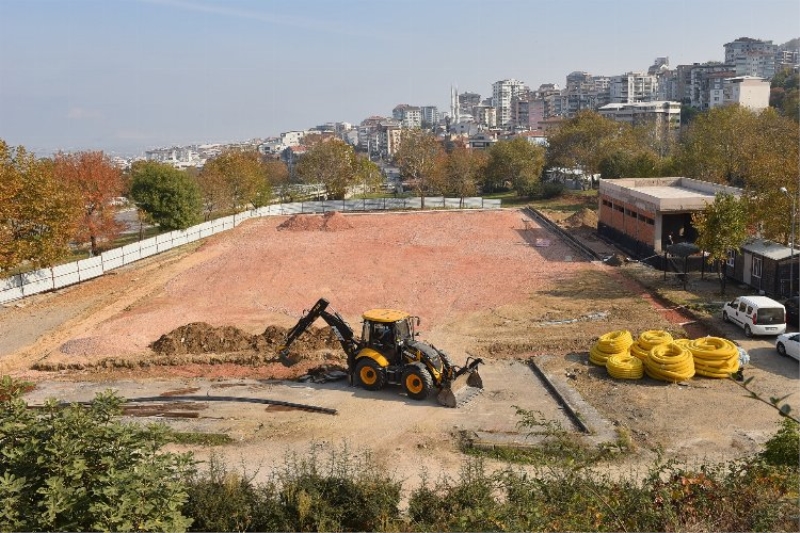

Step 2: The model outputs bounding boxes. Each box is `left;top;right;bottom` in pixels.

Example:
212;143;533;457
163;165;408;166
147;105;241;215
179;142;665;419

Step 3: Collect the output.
599;177;742;212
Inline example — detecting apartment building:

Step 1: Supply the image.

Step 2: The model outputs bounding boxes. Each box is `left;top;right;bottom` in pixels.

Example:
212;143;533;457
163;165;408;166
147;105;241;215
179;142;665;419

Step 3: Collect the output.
392;104;422;129
420;106;439;127
609;72;659;103
724;76;771;110
492;79;527;127
724;37;779;79
597;101;681;141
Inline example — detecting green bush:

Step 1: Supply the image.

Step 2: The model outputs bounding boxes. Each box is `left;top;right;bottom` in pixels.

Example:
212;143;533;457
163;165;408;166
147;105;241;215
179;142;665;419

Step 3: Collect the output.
184;442;402;532
0;377;194;532
760;417;800;467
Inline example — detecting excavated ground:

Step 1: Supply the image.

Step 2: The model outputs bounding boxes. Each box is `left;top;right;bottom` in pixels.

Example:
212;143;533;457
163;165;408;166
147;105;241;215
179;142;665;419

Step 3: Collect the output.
2;207;797;488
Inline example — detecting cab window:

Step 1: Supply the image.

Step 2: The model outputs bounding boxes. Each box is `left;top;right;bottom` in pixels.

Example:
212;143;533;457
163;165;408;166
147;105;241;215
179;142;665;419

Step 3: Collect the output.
738;302;747;312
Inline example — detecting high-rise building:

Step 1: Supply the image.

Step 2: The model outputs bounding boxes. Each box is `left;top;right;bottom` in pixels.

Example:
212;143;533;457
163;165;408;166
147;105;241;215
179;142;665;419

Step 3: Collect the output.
392;104;422;129
492;79;527;127
609;72;659;103
724;37;779;79
420;106;439;127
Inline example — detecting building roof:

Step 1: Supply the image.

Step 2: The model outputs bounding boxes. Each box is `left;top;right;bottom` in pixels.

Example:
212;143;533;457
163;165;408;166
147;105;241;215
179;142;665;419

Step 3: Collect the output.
741;239;796;261
599;177;742;212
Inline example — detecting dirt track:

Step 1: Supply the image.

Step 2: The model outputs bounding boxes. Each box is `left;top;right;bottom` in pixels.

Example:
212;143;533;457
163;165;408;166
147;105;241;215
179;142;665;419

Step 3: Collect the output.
2;208;797;488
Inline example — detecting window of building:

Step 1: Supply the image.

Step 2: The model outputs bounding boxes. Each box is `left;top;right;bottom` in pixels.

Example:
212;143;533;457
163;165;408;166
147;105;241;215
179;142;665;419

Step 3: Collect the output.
752;256;762;279
727;250;735;268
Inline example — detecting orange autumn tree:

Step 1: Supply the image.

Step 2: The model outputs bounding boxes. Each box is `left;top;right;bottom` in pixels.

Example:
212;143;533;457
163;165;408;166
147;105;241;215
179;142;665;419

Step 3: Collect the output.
54;151;124;256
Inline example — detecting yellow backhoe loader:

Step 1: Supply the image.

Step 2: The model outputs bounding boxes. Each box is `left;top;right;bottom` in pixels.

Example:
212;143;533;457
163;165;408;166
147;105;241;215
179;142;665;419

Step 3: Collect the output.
279;298;483;407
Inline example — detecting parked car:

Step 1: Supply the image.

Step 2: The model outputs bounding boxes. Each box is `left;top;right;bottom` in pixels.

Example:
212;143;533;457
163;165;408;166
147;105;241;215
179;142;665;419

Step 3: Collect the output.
776;332;800;361
721;296;786;337
784;296;799;328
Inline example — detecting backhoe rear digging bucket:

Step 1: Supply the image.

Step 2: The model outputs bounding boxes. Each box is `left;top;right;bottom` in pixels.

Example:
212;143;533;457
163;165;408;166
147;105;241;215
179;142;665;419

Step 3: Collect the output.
278;347;302;367
437;368;483;408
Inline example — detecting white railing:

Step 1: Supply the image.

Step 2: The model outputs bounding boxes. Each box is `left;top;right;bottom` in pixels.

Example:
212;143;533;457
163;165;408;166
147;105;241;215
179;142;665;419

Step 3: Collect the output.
0;197;500;304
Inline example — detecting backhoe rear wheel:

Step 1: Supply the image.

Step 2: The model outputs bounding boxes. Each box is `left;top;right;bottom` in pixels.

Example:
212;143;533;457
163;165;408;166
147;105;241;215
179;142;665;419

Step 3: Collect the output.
356;358;386;391
403;362;433;401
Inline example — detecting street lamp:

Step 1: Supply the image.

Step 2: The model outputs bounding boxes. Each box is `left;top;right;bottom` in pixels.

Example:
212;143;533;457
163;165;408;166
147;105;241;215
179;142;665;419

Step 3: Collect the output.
780;186;796;297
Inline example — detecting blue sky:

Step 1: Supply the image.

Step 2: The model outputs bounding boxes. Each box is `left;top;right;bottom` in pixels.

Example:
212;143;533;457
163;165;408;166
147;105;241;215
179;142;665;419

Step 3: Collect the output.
1;0;798;156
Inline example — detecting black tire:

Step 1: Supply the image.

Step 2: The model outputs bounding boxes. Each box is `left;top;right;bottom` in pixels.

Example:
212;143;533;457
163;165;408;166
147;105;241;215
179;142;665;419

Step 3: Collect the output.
777;342;787;357
355;358;385;391
722;312;730;323
744;325;753;338
402;362;434;401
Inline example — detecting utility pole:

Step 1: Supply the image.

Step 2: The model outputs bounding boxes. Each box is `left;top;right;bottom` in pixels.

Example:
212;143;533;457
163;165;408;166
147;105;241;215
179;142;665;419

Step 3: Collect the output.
781;186;796;297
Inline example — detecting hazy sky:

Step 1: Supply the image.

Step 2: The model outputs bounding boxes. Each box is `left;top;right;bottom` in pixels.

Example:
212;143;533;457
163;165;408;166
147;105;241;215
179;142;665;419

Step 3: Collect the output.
1;0;798;156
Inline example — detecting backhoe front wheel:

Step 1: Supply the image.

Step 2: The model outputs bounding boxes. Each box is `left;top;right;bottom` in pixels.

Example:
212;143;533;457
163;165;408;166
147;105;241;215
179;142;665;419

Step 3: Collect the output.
403;362;433;401
356;358;386;391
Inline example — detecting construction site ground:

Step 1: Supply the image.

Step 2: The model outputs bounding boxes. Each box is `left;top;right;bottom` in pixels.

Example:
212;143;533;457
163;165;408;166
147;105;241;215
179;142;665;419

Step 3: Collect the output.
2;206;797;490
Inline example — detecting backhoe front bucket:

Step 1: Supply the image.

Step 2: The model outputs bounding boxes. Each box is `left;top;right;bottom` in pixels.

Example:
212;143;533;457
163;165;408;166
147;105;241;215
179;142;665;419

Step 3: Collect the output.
437;367;483;408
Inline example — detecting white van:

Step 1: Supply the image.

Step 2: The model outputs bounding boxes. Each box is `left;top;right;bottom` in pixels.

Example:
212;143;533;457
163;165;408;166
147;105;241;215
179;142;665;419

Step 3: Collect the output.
722;296;787;337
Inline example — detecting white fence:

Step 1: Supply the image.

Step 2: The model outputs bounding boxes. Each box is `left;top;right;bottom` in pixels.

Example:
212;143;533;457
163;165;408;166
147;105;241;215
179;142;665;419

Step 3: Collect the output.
0;197;500;304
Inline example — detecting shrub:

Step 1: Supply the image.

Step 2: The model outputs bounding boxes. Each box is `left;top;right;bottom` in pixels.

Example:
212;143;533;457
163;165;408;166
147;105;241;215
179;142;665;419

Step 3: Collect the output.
760;417;800;467
0;377;194;532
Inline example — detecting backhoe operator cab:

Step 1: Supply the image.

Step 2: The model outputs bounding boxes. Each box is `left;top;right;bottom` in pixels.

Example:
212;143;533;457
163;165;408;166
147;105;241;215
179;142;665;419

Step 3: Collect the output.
361;309;418;363
278;298;483;407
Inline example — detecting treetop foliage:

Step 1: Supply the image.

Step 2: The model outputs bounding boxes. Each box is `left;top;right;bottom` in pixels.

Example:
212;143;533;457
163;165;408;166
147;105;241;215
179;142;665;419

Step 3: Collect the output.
0;141;82;272
53;150;125;255
129;160;202;232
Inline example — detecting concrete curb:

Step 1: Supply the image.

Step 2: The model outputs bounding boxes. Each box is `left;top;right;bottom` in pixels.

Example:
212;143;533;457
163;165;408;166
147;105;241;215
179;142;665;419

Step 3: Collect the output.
530;355;618;447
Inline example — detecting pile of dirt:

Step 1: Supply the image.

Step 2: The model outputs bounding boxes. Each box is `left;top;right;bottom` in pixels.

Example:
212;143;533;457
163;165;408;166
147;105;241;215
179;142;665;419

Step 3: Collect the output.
604;253;627;267
277;211;353;232
563;208;599;229
150;323;341;357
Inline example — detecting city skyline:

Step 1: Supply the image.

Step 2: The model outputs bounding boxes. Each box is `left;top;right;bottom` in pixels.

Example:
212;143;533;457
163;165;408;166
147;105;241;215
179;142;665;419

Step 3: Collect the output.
1;0;798;156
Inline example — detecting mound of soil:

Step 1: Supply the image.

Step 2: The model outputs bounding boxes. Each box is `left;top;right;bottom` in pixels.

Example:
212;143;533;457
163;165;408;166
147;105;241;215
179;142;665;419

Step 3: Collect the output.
277;211;353;232
563;208;599;229
150;322;341;357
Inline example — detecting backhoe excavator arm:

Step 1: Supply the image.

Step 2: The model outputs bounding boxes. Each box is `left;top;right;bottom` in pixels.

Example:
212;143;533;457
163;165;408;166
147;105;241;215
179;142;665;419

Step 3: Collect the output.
279;298;360;372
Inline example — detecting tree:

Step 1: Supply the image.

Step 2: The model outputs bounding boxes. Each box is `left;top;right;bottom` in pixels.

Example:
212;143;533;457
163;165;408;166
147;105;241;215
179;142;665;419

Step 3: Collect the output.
53;151;124;256
295;139;359;200
484;137;546;197
770;67;799;122
0;141;82;272
393;129;443;208
263;158;290;201
430;146;487;204
355;156;383;196
676;105;758;186
545;111;632;187
691;192;748;295
198;149;270;215
129;161;201;231
0;377;193;532
678;106;799;244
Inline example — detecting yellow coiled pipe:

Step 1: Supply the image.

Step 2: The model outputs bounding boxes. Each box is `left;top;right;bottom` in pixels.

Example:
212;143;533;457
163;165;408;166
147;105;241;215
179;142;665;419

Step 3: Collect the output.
606;353;644;379
589;330;633;366
630;329;673;361
686;336;740;378
645;341;695;382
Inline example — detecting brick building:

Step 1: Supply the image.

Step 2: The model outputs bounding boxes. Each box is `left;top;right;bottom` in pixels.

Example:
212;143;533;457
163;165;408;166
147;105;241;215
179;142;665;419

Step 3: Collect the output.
597;177;741;257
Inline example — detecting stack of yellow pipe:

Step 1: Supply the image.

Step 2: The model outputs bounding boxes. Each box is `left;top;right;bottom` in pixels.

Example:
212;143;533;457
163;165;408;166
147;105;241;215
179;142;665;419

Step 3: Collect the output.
606;353;644;379
686;336;740;378
589;330;633;366
629;330;673;361
645;341;696;382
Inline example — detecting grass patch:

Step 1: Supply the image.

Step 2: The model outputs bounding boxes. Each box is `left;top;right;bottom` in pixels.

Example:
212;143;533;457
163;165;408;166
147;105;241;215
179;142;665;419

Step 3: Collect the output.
167;431;234;446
